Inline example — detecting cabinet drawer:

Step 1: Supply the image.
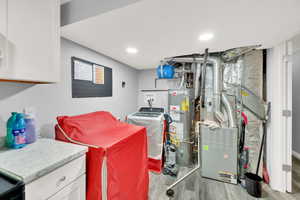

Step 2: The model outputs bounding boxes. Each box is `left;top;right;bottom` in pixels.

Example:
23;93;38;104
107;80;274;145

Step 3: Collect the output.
25;155;86;200
48;174;86;200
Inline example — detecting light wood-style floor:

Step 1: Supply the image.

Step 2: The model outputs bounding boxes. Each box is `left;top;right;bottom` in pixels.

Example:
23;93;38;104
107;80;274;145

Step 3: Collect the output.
149;157;300;200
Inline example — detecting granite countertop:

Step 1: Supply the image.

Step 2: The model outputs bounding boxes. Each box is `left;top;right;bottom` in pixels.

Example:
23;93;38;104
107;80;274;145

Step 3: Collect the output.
0;138;88;184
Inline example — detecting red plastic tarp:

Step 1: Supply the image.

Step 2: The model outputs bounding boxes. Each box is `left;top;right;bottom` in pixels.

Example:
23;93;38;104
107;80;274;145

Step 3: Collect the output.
55;111;149;200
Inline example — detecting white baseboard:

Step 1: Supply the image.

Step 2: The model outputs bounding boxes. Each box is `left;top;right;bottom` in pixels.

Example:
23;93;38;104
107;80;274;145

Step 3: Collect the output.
292;151;300;160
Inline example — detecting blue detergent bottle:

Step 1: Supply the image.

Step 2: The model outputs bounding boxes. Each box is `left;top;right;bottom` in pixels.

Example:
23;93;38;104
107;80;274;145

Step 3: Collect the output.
6;112;27;149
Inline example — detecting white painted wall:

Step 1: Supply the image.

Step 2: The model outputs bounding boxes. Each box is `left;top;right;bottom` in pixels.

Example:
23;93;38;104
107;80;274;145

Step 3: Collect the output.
0;38;139;138
292;34;300;155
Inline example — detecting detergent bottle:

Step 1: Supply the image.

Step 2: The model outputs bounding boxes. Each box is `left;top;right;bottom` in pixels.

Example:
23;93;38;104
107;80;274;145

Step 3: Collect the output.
6;112;27;149
24;111;36;144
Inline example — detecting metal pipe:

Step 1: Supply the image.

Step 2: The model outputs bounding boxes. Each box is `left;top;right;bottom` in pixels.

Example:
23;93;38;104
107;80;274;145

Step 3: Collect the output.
200;63;206;108
194;63;201;98
200;49;209;107
179;73;185;89
164;57;206;64
221;93;235;128
166;166;200;193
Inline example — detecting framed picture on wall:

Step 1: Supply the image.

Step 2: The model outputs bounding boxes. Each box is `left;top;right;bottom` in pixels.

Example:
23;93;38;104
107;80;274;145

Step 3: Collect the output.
71;57;113;98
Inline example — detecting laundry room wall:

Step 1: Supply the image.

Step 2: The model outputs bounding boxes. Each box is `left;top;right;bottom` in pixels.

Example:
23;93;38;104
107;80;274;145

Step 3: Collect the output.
0;38;139;138
292;33;300;155
137;69;180;111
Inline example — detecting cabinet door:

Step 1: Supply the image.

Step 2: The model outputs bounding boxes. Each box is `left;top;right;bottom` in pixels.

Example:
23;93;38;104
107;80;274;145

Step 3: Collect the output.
0;0;60;82
0;0;7;69
48;175;86;200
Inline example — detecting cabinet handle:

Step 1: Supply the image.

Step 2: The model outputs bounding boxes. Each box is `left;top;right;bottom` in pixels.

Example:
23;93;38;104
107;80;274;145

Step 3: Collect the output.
56;176;66;187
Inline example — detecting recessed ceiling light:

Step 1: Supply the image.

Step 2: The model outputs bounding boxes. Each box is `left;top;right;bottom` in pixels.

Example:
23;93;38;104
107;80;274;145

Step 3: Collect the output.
126;47;138;54
198;33;214;41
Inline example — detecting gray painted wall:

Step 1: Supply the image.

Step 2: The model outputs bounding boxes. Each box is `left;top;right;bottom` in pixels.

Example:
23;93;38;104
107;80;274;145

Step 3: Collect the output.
0;38;139;138
293;34;300;154
61;0;141;26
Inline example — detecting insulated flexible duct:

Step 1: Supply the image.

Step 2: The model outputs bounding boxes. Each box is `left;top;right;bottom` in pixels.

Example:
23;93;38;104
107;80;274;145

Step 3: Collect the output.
210;57;224;122
221;93;235;128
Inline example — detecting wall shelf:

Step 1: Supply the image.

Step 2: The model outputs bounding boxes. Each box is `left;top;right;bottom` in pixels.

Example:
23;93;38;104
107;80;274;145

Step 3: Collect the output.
140;89;169;92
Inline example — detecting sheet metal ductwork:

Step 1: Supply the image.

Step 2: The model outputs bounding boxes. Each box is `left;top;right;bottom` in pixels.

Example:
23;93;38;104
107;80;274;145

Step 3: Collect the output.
210;57;224;124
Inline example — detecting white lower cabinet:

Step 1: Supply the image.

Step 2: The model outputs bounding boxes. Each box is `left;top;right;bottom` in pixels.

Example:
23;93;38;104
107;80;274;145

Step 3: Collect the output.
25;155;86;200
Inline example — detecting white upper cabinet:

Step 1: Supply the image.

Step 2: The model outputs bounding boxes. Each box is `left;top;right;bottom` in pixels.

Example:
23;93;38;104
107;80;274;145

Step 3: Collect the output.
0;0;7;68
0;0;60;83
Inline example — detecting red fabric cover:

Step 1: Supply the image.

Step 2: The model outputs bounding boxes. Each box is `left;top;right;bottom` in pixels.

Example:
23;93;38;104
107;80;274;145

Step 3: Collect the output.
148;158;162;173
55;111;149;200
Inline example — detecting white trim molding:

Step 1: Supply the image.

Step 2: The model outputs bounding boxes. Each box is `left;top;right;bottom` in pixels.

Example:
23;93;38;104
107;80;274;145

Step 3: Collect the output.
266;41;290;193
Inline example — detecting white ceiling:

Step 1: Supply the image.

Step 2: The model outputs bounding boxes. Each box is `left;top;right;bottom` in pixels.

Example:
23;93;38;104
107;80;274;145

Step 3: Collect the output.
61;0;300;69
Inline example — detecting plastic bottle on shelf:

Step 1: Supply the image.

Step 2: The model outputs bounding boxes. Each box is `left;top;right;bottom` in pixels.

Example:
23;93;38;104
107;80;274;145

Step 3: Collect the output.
24;111;36;144
6;112;27;149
